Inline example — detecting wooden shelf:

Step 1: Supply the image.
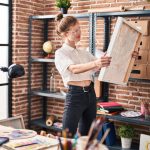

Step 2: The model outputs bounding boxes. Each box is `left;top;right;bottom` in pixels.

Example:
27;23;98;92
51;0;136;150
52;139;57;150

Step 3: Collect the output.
97;114;150;126
30;118;62;132
31;90;65;100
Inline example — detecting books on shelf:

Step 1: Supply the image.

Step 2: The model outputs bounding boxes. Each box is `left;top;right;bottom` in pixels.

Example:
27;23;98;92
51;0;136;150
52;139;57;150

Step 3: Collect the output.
97;110;120;116
97;101;122;108
97;102;124;115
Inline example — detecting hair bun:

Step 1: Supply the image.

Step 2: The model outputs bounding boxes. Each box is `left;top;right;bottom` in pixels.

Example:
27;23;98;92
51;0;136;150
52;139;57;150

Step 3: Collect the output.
55;13;63;22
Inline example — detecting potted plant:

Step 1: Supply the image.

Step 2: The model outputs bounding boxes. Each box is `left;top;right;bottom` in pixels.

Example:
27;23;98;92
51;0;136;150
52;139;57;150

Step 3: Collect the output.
118;125;135;149
56;0;71;14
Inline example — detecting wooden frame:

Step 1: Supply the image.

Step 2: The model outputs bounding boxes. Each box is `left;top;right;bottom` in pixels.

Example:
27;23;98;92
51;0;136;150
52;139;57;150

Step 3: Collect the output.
98;17;142;85
0;115;25;129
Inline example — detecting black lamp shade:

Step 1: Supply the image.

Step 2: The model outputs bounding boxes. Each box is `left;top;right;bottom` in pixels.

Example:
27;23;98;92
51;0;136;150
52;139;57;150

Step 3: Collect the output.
8;64;25;78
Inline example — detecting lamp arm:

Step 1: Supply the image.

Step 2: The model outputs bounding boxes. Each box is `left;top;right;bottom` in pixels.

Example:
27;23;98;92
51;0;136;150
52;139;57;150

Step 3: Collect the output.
0;67;8;72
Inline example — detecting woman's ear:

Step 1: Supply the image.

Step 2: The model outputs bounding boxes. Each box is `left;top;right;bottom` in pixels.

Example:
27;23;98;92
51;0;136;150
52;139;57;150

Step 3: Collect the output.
63;32;68;37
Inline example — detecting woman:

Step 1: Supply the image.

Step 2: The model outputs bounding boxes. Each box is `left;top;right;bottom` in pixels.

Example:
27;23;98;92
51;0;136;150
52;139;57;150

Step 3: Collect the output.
55;13;111;136
55;13;137;136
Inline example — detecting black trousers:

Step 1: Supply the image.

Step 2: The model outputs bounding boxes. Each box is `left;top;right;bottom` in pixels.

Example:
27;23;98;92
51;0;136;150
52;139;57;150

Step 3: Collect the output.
62;82;97;137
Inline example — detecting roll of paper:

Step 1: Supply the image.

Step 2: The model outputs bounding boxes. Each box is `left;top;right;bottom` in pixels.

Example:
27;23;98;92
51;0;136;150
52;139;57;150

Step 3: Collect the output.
46;115;56;126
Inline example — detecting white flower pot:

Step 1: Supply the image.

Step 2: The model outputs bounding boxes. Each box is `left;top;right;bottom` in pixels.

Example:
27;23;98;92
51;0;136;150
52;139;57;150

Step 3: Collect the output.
121;137;132;149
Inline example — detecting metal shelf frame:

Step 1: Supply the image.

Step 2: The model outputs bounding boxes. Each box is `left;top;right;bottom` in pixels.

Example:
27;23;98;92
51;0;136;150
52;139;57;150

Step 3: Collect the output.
32;90;65;100
97;114;150;126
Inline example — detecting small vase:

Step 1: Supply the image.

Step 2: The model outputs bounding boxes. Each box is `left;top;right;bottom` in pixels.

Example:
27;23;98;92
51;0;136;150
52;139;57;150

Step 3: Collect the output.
60;8;68;14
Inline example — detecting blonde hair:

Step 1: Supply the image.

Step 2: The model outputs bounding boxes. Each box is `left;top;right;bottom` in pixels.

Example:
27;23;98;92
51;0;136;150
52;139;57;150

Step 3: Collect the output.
55;13;78;36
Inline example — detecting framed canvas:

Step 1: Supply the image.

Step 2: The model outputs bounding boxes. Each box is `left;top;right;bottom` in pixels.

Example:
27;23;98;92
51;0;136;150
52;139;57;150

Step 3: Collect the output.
98;17;142;85
140;134;150;150
0;115;25;129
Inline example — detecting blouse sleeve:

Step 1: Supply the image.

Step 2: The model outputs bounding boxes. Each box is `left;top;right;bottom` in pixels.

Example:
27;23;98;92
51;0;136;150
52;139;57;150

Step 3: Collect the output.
55;50;74;75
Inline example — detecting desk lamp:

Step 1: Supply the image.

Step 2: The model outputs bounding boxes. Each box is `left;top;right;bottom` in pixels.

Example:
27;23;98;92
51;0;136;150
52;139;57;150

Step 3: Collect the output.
0;64;25;78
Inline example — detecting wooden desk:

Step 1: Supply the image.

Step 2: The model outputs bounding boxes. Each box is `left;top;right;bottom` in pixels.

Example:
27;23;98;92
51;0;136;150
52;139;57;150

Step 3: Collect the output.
0;125;59;150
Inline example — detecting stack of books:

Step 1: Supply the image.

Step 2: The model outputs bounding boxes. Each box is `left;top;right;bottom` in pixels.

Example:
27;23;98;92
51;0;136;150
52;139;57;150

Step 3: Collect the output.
97;101;124;115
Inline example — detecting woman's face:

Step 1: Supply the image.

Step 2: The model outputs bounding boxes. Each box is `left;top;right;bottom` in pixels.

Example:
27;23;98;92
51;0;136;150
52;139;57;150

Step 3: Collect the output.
66;22;81;43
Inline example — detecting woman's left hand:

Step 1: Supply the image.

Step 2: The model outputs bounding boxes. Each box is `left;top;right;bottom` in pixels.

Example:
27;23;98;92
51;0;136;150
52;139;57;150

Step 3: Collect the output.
132;50;139;59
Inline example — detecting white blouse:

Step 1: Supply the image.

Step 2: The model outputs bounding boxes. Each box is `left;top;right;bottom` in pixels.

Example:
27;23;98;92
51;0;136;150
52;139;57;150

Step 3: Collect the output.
55;43;96;87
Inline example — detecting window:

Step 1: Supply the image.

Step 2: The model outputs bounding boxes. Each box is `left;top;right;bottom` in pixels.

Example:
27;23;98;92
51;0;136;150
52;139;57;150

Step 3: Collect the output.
0;0;12;119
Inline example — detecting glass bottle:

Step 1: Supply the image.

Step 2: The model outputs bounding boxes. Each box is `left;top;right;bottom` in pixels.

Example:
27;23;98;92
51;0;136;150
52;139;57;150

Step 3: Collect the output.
50;68;56;93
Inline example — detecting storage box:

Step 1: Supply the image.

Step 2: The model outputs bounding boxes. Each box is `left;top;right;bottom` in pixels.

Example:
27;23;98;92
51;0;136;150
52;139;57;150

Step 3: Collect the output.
127;20;150;35
135;50;148;64
130;64;147;79
139;36;150;50
147;65;150;79
148;50;150;64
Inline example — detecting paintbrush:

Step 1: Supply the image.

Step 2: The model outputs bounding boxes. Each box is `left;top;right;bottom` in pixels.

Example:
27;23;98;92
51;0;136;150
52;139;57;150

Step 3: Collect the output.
85;117;105;150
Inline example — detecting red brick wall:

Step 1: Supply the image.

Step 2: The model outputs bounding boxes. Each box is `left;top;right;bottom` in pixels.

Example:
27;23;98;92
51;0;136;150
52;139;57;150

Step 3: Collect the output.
12;0;45;124
12;0;150;141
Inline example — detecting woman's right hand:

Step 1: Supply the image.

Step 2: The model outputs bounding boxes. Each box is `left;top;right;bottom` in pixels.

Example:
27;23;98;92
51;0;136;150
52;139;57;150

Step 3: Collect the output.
94;53;111;69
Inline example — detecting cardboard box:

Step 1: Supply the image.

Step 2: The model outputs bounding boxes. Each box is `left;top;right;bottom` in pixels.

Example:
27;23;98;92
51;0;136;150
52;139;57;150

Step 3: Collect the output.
127;20;150;35
147;65;150;79
130;64;147;79
135;50;148;64
148;50;150;64
139;36;150;50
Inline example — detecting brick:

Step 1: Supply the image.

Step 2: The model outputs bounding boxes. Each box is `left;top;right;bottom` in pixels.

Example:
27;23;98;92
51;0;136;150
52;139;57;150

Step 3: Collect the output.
116;86;138;91
109;94;116;98
118;95;139;100
110;89;130;95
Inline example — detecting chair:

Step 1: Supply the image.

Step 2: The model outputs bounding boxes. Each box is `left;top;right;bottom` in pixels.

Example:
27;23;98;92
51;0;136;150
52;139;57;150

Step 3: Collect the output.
0;115;25;129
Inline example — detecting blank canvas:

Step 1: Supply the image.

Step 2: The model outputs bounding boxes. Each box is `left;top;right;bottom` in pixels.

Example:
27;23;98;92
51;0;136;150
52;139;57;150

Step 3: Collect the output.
98;17;142;85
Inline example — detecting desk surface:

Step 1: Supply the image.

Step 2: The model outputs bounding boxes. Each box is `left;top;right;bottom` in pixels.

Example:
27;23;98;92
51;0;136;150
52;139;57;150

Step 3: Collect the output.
0;125;109;150
0;125;59;150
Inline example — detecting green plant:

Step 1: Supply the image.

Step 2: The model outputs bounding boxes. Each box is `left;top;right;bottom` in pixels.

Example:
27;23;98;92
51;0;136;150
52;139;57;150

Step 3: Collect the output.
56;0;71;8
118;125;134;138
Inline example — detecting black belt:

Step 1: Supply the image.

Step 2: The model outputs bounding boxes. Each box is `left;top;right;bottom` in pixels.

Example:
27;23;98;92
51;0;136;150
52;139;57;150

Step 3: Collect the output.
68;82;94;92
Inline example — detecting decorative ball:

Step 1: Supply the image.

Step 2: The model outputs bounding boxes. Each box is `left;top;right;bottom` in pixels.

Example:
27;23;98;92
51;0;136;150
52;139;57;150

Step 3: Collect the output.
43;41;53;54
